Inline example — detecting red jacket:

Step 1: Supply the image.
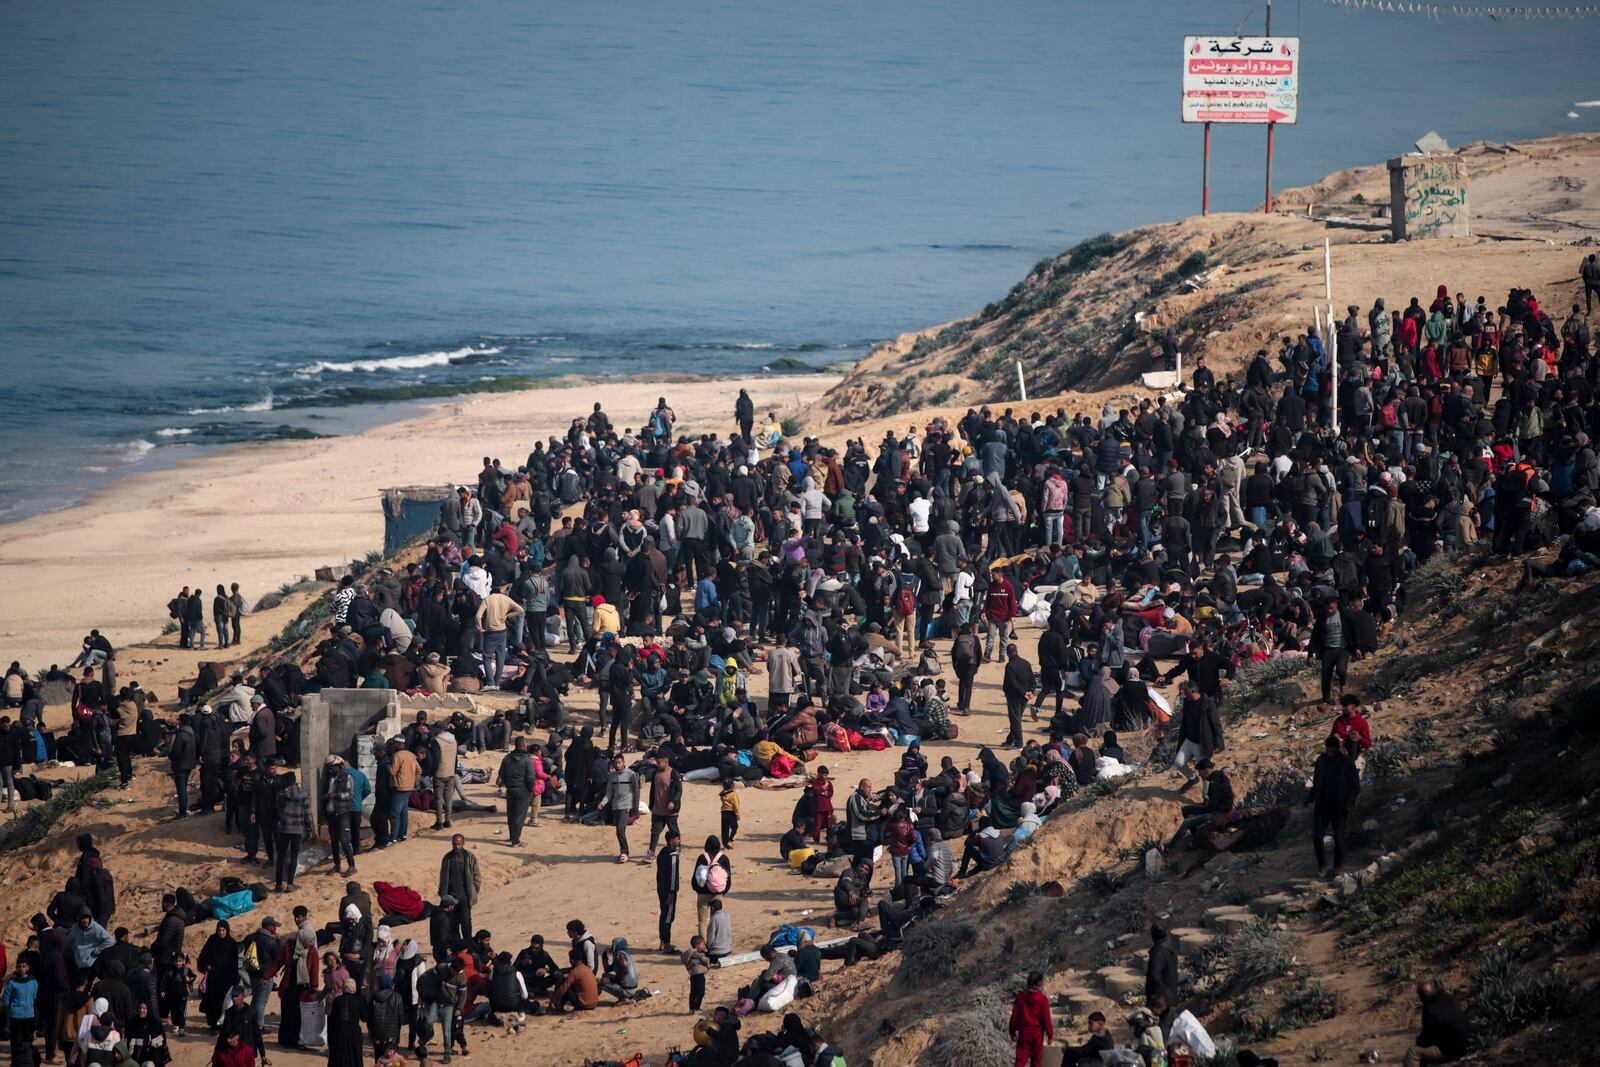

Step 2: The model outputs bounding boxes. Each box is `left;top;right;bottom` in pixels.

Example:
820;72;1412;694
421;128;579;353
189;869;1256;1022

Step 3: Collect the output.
984;579;1017;623
1332;711;1372;752
214;1041;257;1067
1009;987;1054;1039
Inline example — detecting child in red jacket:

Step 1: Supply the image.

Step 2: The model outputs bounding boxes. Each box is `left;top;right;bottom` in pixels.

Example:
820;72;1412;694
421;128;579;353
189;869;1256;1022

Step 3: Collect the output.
1008;969;1055;1067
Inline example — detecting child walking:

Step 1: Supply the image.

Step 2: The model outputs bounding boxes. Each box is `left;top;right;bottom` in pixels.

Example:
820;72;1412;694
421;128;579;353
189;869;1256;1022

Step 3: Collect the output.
808;765;834;843
160;951;197;1035
718;778;740;848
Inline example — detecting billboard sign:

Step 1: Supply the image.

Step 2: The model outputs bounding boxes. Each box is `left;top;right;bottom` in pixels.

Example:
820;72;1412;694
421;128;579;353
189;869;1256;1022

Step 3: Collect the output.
1182;36;1299;124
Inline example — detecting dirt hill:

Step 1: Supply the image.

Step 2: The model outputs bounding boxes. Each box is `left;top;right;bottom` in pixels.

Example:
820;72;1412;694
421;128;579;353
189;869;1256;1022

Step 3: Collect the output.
805;551;1600;1065
815;133;1600;424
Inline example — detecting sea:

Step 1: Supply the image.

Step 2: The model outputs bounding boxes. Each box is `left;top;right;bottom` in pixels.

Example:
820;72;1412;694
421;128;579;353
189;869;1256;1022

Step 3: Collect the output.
2;1;1595;523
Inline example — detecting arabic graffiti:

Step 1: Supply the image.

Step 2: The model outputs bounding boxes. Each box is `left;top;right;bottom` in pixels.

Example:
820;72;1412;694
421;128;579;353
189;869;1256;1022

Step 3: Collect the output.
1391;157;1468;239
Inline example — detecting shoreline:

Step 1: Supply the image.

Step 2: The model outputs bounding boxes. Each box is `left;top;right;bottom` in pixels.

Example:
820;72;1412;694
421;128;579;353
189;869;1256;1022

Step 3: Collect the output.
0;372;841;668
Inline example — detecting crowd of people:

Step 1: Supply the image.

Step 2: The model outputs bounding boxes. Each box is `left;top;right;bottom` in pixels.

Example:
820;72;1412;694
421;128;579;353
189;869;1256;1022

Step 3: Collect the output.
6;273;1598;1065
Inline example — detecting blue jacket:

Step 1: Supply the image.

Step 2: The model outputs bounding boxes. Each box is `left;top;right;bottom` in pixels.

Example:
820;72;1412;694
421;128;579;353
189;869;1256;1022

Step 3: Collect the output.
1;972;39;1019
348;766;371;810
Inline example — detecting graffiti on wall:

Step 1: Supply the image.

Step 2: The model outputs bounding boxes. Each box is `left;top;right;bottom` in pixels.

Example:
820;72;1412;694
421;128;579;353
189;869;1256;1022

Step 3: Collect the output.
1400;159;1466;238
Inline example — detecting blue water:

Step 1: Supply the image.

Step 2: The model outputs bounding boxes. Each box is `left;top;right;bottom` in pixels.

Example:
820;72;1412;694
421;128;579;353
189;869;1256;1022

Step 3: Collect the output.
2;1;1595;521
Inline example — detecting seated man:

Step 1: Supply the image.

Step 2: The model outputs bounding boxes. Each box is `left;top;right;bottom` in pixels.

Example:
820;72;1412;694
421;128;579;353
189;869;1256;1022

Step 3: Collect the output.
1060;1011;1114;1066
547;948;599;1014
779;818;811;864
470;709;511;753
513;935;560;998
832;860;873;928
956;818;1005;878
1162;758;1234;852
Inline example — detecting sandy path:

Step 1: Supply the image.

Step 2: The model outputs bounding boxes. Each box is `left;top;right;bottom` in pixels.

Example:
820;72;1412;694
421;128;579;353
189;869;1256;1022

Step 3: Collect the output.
1;629;1040;1067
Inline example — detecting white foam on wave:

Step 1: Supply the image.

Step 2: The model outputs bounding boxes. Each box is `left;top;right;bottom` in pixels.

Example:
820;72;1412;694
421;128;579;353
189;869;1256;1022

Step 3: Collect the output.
155;427;195;438
1574;100;1600;108
117;439;156;462
187;389;274;415
296;345;504;376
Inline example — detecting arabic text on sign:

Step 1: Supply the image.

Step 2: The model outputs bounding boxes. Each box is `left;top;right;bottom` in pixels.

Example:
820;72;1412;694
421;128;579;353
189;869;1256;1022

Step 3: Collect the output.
1187;59;1295;76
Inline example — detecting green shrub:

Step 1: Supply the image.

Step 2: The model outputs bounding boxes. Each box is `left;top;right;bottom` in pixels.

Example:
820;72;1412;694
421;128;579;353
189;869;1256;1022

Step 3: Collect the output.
1471;945;1584;1046
0;771;117;855
925;985;1012;1067
1223;657;1312;719
779;416;804;437
899;920;978;988
1177;250;1208;277
1242;768;1306;809
1407;553;1466;610
1229;919;1299;987
1002;880;1042;907
1077;870;1123;898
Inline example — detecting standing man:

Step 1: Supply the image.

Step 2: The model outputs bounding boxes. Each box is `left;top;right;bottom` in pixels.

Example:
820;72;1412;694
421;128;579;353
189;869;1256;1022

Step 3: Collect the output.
168;713;198;819
192;703;226;814
273;768;312;894
951;621;981;714
1582;252;1600;316
439;834;481;945
474;584;523;691
1;956;39;1067
230;583;247;647
644;753;682;862
386;739;421;846
433;723;459;831
600;754;641;863
1000;644;1035;748
655;829;682;954
844;778;881;867
1144;923;1179;1036
1171;682;1223;789
735;388;755;443
765;633;800;716
1306;735;1360;878
322;755;358;876
497;737;536;847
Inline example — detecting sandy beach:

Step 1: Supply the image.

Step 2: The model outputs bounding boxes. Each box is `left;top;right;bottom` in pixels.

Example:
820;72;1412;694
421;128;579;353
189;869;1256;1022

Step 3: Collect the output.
0;374;839;669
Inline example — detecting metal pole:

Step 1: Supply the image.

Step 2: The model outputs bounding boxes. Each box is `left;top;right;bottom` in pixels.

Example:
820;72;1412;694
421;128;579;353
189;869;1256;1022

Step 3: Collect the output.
1323;238;1332;301
1202;122;1211;216
1263;0;1274;214
1265;125;1275;214
1016;360;1027;403
1329;302;1339;436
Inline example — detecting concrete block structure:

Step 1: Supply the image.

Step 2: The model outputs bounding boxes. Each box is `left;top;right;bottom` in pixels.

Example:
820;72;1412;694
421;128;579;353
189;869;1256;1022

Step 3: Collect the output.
1387;155;1469;241
298;689;401;830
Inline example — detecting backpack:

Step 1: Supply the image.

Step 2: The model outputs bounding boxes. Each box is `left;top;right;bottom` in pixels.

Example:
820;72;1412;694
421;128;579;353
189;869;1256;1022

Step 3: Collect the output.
693;852;730;894
894;585;916;618
242;938;265;978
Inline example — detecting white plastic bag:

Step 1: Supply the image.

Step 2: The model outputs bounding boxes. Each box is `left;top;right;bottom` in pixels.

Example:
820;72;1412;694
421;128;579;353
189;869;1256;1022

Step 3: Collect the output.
298;996;328;1047
758;974;798;1012
1169;1009;1216;1059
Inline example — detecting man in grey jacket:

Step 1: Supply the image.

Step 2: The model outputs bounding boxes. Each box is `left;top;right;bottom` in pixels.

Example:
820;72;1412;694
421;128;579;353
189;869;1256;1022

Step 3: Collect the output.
496;738;537;846
600;755;641;862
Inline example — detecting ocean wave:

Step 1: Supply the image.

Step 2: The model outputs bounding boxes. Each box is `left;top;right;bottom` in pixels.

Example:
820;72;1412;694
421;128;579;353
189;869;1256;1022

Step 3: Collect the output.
1575;100;1600;108
186;389;275;415
117;439;156;461
652;341;831;353
155;427;195;438
296;345;503;376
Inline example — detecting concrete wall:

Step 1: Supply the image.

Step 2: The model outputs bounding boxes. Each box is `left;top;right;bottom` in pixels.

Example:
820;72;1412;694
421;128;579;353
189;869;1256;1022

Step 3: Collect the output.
299;689;400;831
1388;155;1469;241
